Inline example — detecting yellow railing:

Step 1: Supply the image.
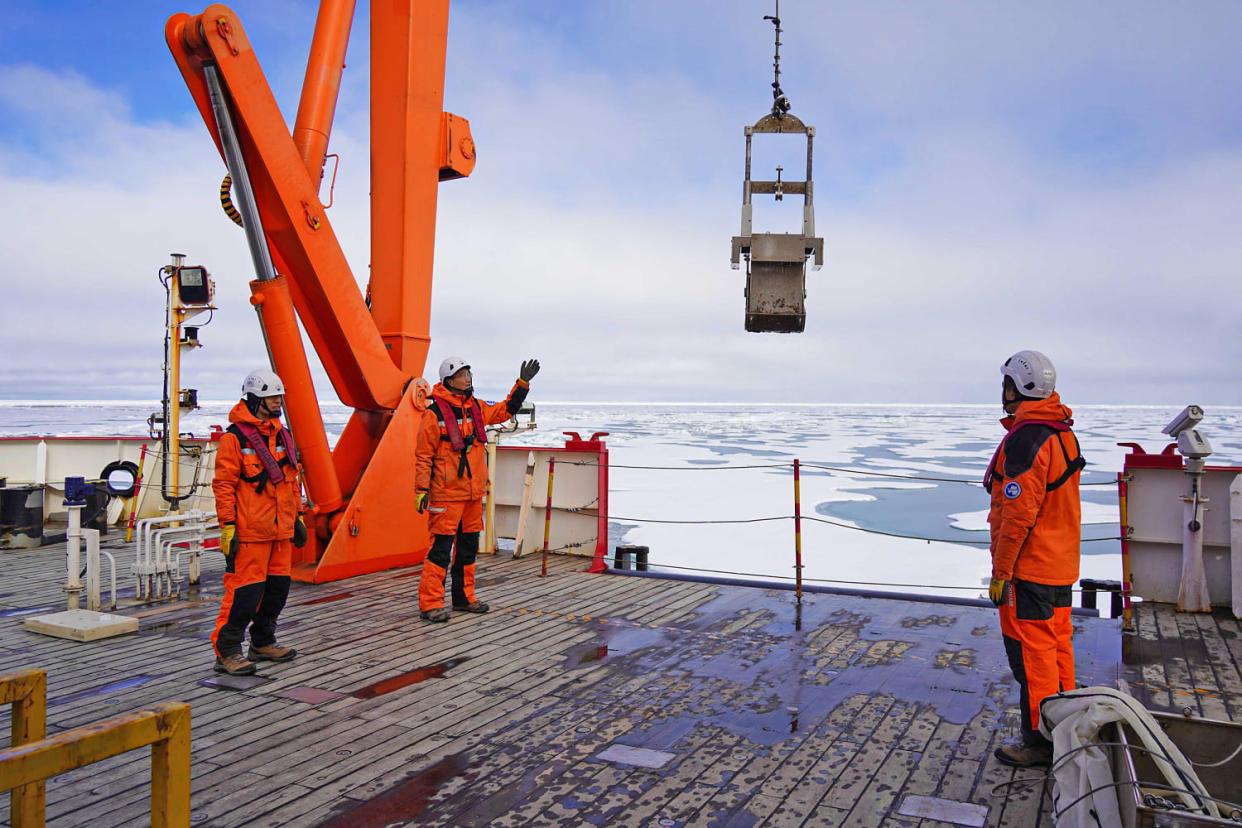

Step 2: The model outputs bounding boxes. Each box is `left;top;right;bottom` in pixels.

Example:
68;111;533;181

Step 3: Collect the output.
0;669;46;826
0;668;191;827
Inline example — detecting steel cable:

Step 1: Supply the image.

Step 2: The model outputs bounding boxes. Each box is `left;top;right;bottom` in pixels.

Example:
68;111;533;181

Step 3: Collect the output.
560;458;1117;486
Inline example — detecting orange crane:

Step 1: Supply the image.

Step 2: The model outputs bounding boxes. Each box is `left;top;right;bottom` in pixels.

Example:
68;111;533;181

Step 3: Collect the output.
165;2;475;582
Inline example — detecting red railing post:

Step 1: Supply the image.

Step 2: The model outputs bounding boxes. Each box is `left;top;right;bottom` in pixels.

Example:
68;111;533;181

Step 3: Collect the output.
794;458;803;601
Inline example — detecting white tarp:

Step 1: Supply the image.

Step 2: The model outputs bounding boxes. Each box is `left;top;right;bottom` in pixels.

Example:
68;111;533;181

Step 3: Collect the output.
1040;687;1219;827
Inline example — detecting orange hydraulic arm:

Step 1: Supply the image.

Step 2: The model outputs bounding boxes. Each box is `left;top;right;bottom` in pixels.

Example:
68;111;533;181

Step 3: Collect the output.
166;2;476;581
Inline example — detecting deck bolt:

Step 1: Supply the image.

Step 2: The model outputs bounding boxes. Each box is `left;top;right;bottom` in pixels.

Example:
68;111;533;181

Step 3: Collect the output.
336;749;352;756
576;725;592;733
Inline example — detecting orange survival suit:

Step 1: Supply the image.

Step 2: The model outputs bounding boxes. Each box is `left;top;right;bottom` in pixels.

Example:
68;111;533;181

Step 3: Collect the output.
211;400;302;658
984;393;1084;742
415;379;530;612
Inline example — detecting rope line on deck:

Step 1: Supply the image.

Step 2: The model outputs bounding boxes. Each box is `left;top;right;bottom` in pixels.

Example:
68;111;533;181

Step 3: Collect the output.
560;458;1116;486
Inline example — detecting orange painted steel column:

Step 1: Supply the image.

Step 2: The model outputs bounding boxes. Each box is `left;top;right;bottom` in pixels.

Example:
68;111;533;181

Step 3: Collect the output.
369;0;450;375
293;0;356;189
166;9;408;413
794;459;803;600
541;457;556;577
250;277;344;520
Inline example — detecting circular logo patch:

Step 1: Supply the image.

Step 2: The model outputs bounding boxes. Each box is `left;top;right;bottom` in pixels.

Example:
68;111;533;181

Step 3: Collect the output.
1003;481;1022;499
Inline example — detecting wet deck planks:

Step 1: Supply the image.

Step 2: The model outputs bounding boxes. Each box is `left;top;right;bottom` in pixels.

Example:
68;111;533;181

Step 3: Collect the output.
0;540;1237;826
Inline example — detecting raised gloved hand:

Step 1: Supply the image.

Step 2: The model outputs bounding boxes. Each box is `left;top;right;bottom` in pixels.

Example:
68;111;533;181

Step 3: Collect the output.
415;490;429;514
293;515;308;548
220;523;238;559
519;359;540;383
989;577;1010;606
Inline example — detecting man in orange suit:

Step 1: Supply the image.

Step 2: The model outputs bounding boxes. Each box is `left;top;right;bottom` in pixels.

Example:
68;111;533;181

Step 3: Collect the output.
984;350;1084;767
211;369;308;675
415;356;538;622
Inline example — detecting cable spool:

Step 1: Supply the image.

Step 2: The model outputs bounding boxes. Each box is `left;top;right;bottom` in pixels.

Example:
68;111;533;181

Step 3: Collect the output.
219;174;243;226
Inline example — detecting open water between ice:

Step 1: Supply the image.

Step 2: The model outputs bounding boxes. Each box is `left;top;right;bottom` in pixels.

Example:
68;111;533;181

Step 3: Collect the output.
3;401;1240;600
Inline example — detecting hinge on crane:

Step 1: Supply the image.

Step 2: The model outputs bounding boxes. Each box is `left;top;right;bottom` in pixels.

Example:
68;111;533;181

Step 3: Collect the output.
300;200;321;230
215;18;240;56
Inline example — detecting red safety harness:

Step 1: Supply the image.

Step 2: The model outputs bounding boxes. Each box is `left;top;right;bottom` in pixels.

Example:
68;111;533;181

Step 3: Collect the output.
227;422;296;493
432;395;487;478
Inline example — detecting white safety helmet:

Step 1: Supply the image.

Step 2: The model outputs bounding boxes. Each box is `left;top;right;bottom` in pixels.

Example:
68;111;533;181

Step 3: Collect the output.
1001;350;1056;399
242;369;285;398
438;357;470;383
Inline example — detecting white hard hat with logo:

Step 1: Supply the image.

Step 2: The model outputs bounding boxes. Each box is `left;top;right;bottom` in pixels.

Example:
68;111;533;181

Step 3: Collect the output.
1001;350;1056;399
438;357;470;382
242;369;285;398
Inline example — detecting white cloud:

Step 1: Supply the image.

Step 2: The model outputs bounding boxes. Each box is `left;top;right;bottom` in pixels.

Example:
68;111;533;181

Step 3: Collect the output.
2;1;1240;404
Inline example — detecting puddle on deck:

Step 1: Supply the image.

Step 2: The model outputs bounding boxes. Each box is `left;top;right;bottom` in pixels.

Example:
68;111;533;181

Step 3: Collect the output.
351;656;471;699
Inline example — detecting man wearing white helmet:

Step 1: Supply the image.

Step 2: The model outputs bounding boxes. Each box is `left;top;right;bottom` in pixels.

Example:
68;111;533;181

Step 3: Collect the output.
983;350;1085;767
414;356;540;621
210;369;308;675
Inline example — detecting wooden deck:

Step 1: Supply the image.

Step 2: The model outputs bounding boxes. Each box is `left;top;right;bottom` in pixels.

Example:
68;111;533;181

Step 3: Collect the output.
0;539;1238;827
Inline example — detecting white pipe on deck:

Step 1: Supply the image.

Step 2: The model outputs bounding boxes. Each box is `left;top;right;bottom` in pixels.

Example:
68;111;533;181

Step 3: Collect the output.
85;527;101;612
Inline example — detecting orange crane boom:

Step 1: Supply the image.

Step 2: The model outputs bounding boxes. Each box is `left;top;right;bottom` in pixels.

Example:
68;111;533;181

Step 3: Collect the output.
165;2;475;582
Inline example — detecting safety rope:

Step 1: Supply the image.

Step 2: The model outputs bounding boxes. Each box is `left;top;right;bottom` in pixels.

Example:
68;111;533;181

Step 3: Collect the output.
613;558;1008;593
606;553;1122;598
604;510;1120;545
559;458;1116;486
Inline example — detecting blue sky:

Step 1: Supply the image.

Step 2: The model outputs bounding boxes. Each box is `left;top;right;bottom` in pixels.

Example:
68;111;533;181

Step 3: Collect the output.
3;1;1241;404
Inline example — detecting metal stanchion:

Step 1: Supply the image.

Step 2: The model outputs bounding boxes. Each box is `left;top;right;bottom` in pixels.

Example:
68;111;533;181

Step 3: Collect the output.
1117;473;1134;630
541;457;555;577
794;458;803;601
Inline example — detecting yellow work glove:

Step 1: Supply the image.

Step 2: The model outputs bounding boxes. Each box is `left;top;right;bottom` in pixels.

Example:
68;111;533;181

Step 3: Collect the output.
989;577;1010;606
293;515;308;548
415;490;429;514
220;523;238;559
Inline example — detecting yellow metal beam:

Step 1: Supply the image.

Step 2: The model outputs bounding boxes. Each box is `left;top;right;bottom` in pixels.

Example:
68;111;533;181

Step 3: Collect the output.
0;668;47;828
0;701;190;828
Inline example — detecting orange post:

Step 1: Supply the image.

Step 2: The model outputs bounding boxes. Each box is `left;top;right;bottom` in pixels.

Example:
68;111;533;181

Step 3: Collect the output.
250;277;344;522
794;458;803;600
541;457;556;577
293;0;356;190
370;0;474;373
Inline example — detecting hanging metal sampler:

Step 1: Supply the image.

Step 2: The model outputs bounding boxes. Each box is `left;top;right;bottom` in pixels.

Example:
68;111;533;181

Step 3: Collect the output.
730;1;824;333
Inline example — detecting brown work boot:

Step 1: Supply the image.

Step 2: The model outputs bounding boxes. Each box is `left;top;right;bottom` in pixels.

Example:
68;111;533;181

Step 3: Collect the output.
248;643;297;662
420;607;451;623
994;737;1053;768
214;653;257;676
452;600;490;614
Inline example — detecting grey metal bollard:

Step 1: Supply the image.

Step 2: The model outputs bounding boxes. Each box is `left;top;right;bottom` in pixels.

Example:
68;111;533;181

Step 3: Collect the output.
614;545;649;572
